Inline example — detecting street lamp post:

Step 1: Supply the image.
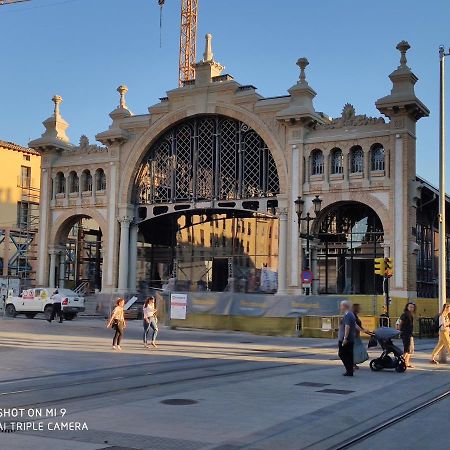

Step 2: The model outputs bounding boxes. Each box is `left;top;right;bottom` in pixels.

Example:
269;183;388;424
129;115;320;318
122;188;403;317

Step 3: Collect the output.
438;46;449;363
439;46;448;313
295;195;322;294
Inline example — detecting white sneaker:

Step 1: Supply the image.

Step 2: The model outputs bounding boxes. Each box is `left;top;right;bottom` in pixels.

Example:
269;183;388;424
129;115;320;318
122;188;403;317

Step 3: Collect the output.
112;345;117;350
117;345;122;351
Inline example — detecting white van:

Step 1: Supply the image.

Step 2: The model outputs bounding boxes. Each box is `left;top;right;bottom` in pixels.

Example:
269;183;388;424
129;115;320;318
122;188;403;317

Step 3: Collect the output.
5;288;85;320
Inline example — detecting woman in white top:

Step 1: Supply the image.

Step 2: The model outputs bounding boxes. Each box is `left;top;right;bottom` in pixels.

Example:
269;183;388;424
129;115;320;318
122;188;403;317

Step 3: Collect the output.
143;297;158;348
107;298;126;351
431;303;450;364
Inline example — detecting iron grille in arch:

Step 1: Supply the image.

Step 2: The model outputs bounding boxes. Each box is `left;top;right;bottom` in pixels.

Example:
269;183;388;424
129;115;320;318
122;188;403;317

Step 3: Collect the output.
135;115;280;204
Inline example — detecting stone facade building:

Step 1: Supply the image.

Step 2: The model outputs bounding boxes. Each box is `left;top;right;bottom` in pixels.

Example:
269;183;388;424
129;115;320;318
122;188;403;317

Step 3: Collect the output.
29;37;449;299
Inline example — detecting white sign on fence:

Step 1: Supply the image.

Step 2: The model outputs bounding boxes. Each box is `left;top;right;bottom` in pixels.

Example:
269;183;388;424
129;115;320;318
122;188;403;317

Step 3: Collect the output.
170;293;188;320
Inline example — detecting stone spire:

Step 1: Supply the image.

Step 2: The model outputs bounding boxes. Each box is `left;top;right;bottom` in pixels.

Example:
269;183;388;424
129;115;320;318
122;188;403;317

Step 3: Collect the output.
203;33;213;62
29;95;71;149
109;84;132;120
376;41;429;120
276;57;324;126
118;85;128;109
397;40;410;68
297;57;309;84
193;33;225;86
95;85;132;145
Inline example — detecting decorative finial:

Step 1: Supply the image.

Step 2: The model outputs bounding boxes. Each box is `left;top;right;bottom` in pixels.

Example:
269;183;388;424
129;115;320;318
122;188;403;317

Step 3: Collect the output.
203;33;213;62
396;40;410;68
296;57;309;84
117;85;128;109
52;95;62;116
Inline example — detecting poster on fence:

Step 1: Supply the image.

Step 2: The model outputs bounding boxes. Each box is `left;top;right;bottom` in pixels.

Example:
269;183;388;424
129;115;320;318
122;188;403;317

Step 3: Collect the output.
170;293;188;320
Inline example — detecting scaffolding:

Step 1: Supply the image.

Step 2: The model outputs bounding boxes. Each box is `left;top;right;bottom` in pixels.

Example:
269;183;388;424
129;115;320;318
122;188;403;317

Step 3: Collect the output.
13;174;39;289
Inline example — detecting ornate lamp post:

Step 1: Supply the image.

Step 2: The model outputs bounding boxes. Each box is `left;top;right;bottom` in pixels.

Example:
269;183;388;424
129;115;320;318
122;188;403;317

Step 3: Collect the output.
295;195;322;272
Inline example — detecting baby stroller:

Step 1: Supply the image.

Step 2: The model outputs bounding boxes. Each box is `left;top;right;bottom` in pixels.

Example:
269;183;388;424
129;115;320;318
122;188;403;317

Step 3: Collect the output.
368;327;406;373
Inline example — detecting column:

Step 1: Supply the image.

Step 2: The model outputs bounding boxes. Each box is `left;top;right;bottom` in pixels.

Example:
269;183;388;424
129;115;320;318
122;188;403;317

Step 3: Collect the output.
48;250;57;288
128;222;138;292
343;150;349;184
323;150;330;190
393;135;403;291
363;147;370;187
37;168;49;286
59;252;65;288
276;208;288;295
117;217;132;292
290;145;299;286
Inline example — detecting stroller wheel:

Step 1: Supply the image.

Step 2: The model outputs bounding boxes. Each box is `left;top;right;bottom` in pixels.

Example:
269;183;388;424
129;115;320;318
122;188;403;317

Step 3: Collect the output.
370;359;382;371
395;361;407;373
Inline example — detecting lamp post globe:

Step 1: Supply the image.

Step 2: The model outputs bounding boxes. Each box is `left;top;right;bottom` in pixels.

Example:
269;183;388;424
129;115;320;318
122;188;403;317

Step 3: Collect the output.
295;196;304;221
312;195;322;214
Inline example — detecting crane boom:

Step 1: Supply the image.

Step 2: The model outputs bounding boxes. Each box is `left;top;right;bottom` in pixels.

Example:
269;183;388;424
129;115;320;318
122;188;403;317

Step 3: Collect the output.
178;0;198;86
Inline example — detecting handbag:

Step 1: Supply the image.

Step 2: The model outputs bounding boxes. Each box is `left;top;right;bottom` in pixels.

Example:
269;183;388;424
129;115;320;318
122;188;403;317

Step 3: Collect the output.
353;338;369;364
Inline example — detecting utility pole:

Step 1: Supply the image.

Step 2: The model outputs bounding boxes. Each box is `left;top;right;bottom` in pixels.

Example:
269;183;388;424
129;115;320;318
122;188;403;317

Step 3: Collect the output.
438;46;448;312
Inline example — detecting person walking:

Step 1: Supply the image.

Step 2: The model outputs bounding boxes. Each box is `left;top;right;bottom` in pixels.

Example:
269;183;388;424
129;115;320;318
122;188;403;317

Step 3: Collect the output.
338;300;357;376
398;302;416;368
107;298;126;351
48;289;63;323
431;303;450;364
352;303;371;369
143;296;158;348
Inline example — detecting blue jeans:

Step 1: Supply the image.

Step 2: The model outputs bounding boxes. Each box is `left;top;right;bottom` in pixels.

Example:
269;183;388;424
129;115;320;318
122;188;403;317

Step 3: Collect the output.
143;319;158;344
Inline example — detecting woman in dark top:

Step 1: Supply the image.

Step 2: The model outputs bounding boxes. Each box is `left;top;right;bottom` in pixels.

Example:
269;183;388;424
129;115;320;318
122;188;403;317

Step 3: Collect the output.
398;302;416;368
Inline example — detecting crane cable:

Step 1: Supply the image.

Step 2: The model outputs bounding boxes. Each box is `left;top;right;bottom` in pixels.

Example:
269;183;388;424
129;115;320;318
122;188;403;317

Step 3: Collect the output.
158;0;165;48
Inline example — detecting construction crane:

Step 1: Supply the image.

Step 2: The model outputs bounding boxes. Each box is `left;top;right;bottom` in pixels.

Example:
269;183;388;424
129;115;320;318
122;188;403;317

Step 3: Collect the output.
2;0;198;87
158;0;198;86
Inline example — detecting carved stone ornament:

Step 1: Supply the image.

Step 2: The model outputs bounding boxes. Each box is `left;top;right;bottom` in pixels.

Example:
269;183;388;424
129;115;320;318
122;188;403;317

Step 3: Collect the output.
63;135;108;155
317;103;385;129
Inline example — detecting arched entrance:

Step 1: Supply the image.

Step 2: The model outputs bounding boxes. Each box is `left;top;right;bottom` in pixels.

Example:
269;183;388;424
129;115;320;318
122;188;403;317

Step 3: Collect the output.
133;115;280;293
136;210;279;294
52;215;103;292
314;201;384;295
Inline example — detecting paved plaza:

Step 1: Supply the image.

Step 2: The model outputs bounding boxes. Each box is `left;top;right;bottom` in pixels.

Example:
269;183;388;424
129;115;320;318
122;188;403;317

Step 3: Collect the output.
0;316;448;450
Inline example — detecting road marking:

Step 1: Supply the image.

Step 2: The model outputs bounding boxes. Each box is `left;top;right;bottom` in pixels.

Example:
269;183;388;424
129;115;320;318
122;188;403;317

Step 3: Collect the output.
0;388;32;395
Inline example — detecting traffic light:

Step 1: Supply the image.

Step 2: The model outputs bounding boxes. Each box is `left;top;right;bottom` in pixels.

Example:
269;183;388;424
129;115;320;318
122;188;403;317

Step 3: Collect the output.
384;257;394;278
374;258;385;276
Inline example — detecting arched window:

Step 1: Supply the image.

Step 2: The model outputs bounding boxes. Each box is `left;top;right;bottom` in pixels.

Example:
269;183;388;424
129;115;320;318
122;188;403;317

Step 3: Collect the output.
350;146;364;173
330;148;343;174
311;149;324;175
371;144;385;171
68;171;79;194
81;169;92;192
95;168;106;191
135;115;279;204
55;172;65;194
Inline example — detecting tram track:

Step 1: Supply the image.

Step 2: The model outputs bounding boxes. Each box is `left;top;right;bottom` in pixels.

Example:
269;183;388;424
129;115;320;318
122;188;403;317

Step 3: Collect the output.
327;386;450;450
0;355;318;412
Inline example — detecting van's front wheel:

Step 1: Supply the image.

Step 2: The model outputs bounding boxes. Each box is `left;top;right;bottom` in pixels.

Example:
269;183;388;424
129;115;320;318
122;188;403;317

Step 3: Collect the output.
5;304;16;317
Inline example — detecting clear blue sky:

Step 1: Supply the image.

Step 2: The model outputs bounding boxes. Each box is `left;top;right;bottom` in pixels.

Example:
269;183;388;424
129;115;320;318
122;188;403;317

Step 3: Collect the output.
1;0;449;190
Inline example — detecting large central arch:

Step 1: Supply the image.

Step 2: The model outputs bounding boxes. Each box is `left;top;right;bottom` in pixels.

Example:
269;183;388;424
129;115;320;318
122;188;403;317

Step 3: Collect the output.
134;115;280;206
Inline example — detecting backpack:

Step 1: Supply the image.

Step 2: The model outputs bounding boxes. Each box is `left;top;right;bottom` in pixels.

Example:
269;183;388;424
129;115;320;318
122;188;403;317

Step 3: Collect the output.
432;315;440;334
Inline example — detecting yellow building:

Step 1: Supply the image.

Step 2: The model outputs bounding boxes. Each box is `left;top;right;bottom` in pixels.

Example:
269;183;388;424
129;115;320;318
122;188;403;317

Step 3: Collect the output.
0;140;40;287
